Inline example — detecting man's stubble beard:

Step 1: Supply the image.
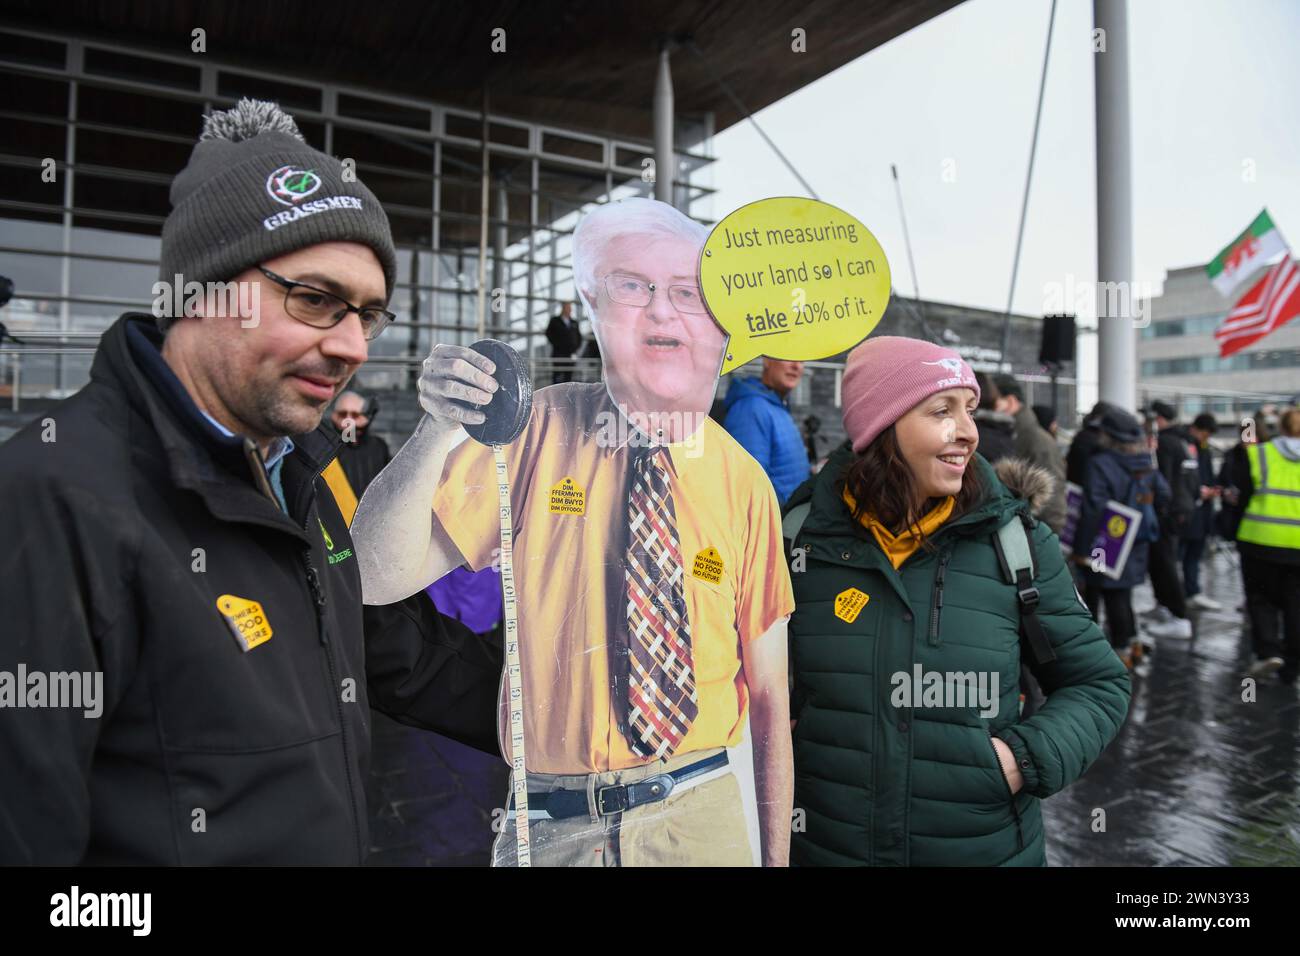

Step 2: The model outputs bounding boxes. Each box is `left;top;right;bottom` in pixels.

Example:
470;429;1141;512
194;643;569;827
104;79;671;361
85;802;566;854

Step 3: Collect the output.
240;366;352;441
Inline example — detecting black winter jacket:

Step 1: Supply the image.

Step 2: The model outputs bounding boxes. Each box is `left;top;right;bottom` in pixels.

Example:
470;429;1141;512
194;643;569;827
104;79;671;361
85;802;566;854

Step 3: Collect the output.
0;314;501;864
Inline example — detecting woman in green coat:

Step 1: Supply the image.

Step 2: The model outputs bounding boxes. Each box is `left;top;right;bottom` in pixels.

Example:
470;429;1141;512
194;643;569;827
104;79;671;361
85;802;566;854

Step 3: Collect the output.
786;337;1130;866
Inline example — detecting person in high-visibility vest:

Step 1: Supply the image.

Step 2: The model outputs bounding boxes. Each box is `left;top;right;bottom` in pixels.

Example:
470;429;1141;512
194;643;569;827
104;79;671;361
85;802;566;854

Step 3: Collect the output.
1228;407;1300;684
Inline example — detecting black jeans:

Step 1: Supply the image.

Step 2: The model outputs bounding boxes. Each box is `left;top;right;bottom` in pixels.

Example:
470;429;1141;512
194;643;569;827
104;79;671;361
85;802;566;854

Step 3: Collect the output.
1149;531;1188;618
1240;554;1300;678
1180;535;1207;597
1084;576;1137;649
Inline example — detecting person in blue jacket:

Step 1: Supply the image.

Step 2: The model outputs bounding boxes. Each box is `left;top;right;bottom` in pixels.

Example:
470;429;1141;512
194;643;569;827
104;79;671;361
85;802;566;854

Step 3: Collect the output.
723;358;811;503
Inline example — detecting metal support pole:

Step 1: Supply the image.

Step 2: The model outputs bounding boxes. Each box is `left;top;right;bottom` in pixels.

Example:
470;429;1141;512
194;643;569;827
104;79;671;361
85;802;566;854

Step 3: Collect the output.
493;182;509;338
1094;0;1136;411
59;74;77;394
999;0;1058;372
526;156;538;371
477;87;490;339
654;46;674;207
889;164;936;342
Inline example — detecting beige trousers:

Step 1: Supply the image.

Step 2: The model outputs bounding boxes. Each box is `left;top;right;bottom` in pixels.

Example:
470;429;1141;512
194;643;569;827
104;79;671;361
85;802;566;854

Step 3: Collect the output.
491;747;754;867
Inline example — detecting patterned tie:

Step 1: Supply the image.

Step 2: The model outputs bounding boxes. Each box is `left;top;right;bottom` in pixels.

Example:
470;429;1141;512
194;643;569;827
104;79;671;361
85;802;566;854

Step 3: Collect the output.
623;444;697;759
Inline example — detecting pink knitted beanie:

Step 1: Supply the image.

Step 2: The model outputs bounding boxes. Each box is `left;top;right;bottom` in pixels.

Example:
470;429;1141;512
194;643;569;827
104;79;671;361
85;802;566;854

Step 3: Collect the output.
841;336;980;452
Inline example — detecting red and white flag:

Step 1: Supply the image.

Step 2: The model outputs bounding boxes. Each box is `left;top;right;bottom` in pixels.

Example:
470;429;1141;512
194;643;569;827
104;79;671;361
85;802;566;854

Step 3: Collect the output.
1214;256;1300;358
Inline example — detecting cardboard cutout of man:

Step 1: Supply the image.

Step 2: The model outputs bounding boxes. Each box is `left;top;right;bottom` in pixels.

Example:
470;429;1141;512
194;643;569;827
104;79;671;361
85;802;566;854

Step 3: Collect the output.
352;198;794;867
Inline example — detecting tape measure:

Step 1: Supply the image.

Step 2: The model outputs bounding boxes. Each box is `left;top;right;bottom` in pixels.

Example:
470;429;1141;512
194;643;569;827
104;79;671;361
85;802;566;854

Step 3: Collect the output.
461;337;534;866
494;443;531;866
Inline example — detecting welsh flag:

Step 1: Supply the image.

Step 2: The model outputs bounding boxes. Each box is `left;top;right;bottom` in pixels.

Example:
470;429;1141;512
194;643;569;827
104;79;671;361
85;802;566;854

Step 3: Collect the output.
1206;209;1289;297
1214;256;1300;358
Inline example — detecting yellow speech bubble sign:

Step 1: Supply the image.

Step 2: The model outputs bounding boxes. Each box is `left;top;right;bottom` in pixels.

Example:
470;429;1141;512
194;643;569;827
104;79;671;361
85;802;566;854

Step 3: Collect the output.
701;197;891;375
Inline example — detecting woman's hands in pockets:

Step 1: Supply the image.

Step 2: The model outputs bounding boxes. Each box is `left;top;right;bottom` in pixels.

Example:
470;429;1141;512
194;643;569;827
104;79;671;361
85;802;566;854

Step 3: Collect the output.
992;736;1025;794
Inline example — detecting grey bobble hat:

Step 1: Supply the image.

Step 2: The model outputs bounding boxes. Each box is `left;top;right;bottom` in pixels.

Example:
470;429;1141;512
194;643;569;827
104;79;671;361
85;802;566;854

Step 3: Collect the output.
157;98;396;332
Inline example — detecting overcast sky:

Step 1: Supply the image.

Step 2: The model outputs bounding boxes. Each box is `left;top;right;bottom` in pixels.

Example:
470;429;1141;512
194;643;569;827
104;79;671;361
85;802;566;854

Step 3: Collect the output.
706;0;1300;401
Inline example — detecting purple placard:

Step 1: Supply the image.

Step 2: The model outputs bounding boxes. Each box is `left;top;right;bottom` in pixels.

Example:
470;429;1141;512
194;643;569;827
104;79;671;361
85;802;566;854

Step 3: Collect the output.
1061;481;1144;580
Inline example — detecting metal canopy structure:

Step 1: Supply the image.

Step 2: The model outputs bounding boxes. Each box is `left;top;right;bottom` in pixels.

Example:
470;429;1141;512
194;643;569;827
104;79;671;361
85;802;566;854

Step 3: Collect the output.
3;0;1142;428
0;0;960;144
0;0;965;404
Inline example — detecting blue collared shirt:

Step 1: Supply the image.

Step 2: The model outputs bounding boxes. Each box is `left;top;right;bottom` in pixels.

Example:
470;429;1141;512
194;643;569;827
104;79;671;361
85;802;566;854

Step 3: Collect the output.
200;411;295;511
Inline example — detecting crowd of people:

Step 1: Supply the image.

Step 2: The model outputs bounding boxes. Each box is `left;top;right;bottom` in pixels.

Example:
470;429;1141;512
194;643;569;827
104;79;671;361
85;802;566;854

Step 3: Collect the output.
723;346;1300;689
3;95;1294;869
1058;398;1300;683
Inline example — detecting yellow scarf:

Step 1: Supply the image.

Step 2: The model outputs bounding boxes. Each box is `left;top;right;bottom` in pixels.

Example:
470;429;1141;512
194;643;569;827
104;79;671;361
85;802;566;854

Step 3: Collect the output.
842;487;954;570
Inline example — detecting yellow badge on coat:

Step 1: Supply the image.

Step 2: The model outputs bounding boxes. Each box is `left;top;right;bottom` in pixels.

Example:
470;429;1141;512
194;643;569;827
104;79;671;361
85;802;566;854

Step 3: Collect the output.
548;477;586;515
834;587;870;623
217;594;274;652
692;547;725;584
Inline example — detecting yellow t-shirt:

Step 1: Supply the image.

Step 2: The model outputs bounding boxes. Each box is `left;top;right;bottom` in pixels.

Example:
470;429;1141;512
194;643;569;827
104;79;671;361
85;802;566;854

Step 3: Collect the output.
432;382;795;773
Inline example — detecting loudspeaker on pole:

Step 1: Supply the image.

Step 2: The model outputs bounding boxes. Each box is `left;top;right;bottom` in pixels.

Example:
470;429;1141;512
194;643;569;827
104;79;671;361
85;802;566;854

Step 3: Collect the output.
1039;314;1076;366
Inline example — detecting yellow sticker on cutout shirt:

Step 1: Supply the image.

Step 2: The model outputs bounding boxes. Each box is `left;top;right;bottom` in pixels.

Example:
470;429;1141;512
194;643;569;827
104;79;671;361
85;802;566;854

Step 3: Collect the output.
548;477;586;516
217;594;274;651
692;547;725;584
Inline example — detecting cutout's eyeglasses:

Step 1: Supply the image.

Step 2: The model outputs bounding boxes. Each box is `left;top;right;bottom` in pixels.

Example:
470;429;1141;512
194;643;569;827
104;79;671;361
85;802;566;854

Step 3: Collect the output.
603;273;707;314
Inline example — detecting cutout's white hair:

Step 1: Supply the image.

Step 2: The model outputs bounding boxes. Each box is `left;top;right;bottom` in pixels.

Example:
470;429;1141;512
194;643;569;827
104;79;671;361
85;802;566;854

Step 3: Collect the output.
571;198;709;318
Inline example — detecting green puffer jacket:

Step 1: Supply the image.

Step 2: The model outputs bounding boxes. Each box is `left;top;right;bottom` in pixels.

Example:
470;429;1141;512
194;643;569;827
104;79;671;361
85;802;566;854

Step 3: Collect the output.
786;444;1130;866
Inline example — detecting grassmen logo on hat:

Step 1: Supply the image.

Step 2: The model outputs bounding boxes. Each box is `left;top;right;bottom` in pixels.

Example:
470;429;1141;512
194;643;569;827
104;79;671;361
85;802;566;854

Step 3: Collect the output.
267;165;322;205
262;184;365;233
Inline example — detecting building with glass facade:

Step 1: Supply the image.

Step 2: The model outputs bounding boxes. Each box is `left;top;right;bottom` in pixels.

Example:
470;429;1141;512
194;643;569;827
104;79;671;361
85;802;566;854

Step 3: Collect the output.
0;24;723;405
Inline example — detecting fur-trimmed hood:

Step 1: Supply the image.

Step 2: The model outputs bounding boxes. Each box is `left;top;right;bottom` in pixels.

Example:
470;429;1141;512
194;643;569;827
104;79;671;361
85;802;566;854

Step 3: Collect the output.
994;456;1058;517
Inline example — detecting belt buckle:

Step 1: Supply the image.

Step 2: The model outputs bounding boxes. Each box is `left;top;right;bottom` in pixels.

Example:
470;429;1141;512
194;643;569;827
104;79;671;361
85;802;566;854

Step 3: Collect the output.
596;784;629;816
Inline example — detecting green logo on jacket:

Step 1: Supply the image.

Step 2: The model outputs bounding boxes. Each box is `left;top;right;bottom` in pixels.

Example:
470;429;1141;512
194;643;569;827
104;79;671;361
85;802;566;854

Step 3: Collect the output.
319;518;353;565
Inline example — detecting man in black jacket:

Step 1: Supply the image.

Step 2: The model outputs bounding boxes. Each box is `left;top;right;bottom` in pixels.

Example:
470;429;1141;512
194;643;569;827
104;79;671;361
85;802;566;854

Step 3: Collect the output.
972;372;1016;465
331;389;391;494
993;373;1067;532
1179;413;1222;611
1143;401;1195;639
1067;401;1117;486
545;301;583;383
0;99;499;865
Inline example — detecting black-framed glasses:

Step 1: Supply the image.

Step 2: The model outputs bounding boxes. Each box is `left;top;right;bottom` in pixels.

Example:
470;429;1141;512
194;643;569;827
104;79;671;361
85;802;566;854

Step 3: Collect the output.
602;273;707;314
258;267;395;341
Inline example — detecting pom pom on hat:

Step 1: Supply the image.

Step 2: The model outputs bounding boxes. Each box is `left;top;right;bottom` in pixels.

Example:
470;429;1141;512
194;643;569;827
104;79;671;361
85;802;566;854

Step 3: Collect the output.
199;97;304;143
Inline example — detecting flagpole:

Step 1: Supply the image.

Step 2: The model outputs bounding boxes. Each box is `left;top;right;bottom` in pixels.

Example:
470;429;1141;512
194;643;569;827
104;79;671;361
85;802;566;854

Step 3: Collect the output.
1095;0;1137;412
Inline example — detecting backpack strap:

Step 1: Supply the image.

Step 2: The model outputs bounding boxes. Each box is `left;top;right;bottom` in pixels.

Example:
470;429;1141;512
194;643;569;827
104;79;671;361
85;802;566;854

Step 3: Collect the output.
780;476;817;552
992;511;1057;668
782;502;812;544
780;486;816;707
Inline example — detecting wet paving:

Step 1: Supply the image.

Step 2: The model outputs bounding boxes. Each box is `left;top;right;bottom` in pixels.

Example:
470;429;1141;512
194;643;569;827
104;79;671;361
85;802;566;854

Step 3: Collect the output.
363;544;1300;866
1042;544;1300;866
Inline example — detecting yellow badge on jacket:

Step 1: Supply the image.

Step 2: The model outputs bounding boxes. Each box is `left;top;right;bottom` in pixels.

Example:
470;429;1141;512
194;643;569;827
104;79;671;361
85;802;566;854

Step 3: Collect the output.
217;594;274;652
692;547;725;584
834;587;870;623
548;477;586;516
